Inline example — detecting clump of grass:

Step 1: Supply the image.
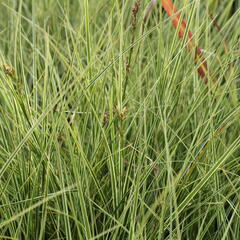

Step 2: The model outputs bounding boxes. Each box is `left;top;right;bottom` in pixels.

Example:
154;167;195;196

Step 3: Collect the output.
0;0;240;239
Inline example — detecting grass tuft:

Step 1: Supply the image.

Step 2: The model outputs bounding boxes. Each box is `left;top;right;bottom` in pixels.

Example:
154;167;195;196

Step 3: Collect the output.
0;0;240;239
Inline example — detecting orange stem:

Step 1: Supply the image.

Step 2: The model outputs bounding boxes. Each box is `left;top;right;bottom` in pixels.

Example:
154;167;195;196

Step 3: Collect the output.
162;0;208;83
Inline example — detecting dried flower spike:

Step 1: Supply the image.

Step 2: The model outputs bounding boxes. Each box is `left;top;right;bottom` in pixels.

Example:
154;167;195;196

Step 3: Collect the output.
114;105;129;120
3;64;15;78
131;0;141;29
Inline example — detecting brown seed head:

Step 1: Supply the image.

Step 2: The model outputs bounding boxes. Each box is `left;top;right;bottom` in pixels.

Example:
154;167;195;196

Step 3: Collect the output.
131;0;141;29
3;64;15;77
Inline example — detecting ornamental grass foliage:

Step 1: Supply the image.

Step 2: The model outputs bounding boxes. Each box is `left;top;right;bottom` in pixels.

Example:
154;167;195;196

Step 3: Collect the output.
0;0;240;239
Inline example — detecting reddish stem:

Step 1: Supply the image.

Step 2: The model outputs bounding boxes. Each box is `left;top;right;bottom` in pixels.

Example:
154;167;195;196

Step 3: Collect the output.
162;0;208;83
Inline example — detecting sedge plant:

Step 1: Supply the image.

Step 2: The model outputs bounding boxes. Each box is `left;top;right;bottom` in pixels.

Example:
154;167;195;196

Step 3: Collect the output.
0;0;240;239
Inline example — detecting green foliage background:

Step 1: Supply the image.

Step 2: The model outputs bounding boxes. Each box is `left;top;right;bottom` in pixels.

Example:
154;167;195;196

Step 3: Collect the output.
0;0;240;239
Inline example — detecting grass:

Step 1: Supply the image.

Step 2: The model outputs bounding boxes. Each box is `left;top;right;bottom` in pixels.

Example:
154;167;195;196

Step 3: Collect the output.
0;0;240;239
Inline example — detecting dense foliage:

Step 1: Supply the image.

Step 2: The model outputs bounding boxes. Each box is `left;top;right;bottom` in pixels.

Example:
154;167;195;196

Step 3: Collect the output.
0;0;240;239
